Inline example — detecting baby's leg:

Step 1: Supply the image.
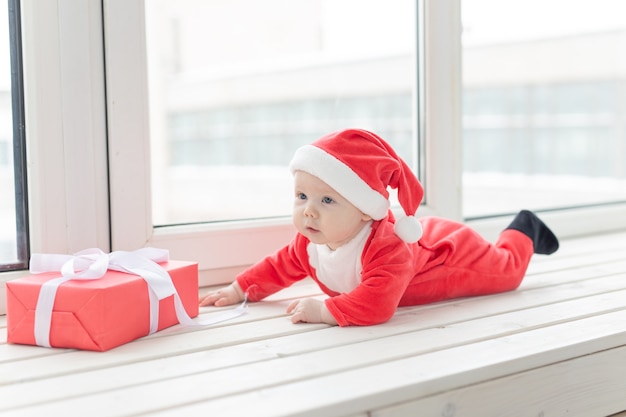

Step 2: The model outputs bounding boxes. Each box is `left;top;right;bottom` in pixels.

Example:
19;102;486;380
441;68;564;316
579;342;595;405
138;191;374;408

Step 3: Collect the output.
401;216;540;305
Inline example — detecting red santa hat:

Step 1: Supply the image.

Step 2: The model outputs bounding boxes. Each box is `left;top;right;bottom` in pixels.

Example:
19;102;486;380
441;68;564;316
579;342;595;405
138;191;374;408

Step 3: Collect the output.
289;128;424;243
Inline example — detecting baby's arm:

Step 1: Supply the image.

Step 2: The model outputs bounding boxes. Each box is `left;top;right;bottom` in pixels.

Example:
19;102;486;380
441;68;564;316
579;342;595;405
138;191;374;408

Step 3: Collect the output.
199;281;244;307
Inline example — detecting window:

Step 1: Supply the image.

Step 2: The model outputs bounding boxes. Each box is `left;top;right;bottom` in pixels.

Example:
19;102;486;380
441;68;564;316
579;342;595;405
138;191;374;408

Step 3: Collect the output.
104;0;465;281
144;0;421;226
0;0;28;271
462;0;626;218
32;0;619;292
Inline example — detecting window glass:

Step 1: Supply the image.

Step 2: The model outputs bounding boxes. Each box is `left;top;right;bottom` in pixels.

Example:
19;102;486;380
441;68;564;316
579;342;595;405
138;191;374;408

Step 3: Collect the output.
145;0;419;226
1;0;27;271
462;0;626;218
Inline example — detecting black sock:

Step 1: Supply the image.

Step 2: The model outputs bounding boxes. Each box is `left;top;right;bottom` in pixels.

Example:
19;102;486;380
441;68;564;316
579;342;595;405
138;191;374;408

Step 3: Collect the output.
505;210;559;255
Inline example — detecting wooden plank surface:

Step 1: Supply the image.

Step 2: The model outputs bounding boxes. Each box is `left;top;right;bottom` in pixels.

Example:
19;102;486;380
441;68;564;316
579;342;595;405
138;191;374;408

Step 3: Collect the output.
371;344;626;417
1;230;625;417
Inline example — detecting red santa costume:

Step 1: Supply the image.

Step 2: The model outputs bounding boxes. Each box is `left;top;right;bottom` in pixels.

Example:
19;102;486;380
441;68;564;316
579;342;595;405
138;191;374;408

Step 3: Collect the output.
236;129;559;327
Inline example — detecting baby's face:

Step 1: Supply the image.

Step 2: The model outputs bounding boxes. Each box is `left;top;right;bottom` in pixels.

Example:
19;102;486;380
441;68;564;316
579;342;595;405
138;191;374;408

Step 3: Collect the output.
292;171;371;250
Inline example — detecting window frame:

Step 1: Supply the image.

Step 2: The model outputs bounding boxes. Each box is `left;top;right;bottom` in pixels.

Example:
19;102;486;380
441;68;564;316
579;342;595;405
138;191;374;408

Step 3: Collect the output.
2;0;28;272
21;0;110;256
103;0;463;285
0;0;110;312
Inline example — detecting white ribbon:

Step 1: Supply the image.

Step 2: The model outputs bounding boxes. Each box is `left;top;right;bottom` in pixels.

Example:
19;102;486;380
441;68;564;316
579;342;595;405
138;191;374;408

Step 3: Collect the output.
30;248;247;348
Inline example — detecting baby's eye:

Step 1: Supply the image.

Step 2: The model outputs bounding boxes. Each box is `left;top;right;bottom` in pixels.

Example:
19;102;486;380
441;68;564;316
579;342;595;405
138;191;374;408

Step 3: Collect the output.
297;192;307;200
322;196;334;204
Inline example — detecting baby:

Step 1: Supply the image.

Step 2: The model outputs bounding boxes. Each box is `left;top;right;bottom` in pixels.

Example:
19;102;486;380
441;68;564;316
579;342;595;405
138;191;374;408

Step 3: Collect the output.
199;128;559;326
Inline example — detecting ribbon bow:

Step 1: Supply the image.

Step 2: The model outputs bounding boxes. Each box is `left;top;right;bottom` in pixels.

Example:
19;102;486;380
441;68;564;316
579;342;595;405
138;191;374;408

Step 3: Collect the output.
30;248;246;348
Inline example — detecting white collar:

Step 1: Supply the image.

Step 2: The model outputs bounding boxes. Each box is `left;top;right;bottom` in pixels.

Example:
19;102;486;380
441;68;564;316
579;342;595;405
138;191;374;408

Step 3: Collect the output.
307;221;373;293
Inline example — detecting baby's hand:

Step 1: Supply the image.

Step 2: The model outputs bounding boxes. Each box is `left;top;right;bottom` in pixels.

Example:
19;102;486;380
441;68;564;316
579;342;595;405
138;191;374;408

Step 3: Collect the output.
287;298;337;325
199;282;244;307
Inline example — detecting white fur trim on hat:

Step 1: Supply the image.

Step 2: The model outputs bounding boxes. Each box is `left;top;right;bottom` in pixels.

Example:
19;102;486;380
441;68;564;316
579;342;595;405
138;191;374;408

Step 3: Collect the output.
289;145;390;220
394;215;423;243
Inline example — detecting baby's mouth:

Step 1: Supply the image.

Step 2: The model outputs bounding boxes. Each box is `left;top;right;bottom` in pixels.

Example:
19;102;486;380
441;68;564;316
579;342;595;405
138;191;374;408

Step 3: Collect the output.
305;224;319;233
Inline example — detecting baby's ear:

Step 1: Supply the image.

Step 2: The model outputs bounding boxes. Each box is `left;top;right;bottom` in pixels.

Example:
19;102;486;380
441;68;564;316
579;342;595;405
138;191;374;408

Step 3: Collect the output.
361;212;372;221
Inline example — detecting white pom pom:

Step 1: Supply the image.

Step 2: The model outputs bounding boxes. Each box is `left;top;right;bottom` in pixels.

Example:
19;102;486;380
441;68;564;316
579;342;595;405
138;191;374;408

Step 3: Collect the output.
394;215;423;243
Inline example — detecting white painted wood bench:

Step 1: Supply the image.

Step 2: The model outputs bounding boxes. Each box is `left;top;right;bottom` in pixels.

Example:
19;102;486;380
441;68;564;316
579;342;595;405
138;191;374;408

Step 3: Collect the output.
1;231;626;416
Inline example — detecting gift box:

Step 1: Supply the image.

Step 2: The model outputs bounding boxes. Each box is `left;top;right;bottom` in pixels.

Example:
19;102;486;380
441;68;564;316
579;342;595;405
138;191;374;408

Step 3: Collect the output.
6;249;199;352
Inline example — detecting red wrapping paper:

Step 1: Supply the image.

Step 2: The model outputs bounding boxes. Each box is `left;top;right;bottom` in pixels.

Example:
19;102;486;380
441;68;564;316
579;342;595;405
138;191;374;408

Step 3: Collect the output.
6;260;198;351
